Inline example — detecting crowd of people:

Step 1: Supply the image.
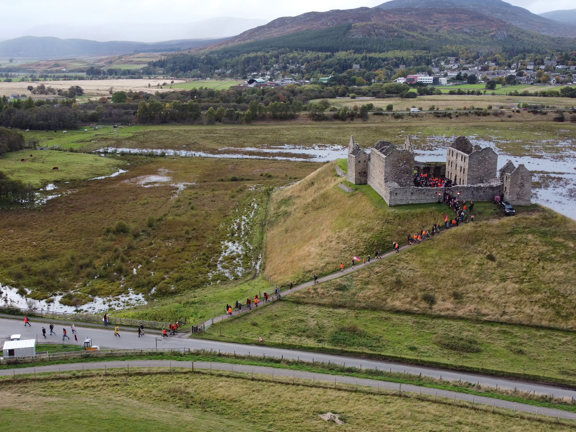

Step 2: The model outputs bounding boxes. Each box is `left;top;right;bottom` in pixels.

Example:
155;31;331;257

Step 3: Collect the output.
224;288;281;318
414;173;453;188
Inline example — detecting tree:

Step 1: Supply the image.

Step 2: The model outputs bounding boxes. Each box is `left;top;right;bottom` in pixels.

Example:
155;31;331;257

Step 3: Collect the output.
355;77;367;86
244;109;254;124
386;104;394;111
206;107;216;125
466;74;478;84
215;106;226;122
541;74;550;84
505;75;517;85
485;80;497;90
112;91;128;103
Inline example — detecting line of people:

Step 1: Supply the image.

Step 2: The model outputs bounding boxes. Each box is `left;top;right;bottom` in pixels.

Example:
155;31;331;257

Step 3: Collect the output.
225;288;282;318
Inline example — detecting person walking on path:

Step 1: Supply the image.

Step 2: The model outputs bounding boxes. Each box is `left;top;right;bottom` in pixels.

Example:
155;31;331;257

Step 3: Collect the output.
62;328;70;341
42;327;46;338
228;306;233;316
340;263;344;272
290;282;293;290
49;323;55;335
138;326;143;337
264;292;269;302
71;324;76;334
114;326;120;337
314;274;318;284
24;316;31;327
140;323;145;335
254;297;259;308
469;201;474;212
162;328;168;338
74;333;78;343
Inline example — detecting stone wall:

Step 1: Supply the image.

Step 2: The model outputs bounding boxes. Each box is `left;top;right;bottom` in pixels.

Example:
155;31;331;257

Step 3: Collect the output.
504;165;532;205
347;151;369;185
467;147;498;185
385;149;415;186
385;183;503;206
367;149;387;198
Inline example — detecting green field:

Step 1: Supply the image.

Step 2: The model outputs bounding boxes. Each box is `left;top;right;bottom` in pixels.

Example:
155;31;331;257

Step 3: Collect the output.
437;83;576;95
171;80;244;90
0;150;124;187
201;299;576;385
0;370;569;431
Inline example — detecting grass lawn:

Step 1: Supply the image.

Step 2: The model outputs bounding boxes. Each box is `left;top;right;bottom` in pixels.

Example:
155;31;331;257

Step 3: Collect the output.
0;150;124;187
36;344;85;354
199;299;576;386
0;371;569;431
437;83;576;95
171;80;244;90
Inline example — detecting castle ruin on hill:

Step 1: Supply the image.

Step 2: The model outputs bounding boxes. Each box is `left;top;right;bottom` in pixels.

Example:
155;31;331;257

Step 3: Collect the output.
347;135;532;206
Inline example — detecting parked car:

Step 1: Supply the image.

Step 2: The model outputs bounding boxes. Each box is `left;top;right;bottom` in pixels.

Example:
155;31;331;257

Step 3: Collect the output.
498;201;516;216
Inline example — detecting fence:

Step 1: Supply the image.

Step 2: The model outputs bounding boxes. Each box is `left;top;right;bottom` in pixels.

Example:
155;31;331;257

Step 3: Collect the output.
0;306;178;330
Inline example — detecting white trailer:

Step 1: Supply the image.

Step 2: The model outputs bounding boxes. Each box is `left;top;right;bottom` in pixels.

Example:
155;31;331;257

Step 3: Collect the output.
2;339;36;358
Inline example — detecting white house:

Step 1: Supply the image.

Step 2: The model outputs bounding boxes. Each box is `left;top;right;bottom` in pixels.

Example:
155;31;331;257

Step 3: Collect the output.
417;76;434;84
2;339;36;358
439;77;448;86
394;77;407;84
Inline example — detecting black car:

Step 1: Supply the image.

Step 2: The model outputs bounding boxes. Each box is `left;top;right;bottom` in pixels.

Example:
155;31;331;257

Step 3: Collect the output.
498;201;516;216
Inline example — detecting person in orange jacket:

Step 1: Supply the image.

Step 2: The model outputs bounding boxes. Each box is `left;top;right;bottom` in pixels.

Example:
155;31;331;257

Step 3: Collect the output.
228;306;232;315
162;328;168;338
254;297;259;307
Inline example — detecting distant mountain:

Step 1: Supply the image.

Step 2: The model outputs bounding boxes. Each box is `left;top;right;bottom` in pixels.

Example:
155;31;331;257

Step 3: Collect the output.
539;9;576;24
214;6;574;53
0;36;226;59
376;0;576;37
20;17;268;43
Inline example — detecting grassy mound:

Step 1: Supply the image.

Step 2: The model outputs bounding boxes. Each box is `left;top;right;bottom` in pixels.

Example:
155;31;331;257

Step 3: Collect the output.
291;209;576;328
265;160;505;286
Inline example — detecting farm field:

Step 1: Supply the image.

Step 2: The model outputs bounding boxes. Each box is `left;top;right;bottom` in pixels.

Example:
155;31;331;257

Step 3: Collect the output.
171;80;244;90
320;94;576;111
0;150;124;187
0;78;185;98
436;83;576;95
0;371;568;431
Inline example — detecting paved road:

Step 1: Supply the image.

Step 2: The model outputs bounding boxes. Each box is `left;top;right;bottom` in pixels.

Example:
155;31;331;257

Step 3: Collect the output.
2;317;575;400
1;360;574;421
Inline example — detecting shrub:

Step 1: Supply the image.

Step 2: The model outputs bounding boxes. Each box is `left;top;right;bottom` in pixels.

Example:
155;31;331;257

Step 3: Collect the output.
434;334;482;353
146;216;156;228
486;253;497;262
422;293;436;306
451;291;463;300
570;114;576;123
113;221;130;235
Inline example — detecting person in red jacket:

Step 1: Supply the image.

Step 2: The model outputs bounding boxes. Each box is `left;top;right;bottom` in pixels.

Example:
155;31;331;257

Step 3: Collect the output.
24;316;31;327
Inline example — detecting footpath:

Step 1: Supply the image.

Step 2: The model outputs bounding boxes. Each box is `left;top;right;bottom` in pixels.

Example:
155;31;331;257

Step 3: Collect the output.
200;231;440;329
2;360;575;422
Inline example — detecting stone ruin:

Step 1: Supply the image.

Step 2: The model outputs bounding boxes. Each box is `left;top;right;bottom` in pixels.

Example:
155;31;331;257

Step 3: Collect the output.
347;135;532;206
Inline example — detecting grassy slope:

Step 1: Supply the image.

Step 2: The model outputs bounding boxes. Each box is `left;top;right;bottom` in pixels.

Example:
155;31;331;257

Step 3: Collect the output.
0;373;569;431
264;161;507;286
202;301;576;384
0;150;123;187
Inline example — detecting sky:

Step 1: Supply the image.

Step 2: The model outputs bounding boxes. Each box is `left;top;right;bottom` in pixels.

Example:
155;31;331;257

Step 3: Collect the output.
0;0;573;40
